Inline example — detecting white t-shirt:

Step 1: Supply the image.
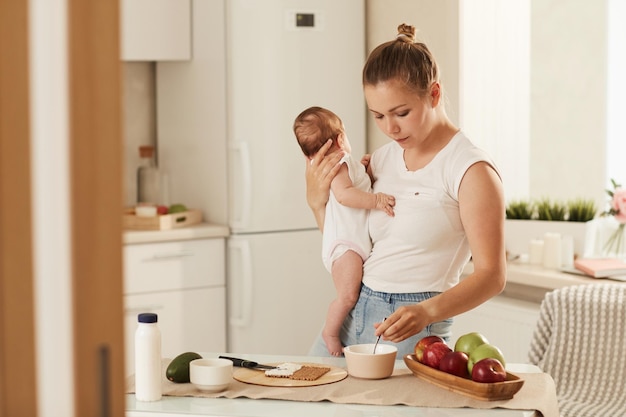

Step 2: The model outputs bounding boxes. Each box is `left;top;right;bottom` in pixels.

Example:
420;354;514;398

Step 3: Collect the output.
363;131;498;293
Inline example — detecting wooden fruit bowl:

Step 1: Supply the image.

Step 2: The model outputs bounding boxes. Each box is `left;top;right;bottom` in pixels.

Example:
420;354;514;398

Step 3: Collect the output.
403;354;524;401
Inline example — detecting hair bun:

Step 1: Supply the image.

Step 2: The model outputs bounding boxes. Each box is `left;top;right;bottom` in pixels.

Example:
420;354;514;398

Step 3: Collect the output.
396;23;416;43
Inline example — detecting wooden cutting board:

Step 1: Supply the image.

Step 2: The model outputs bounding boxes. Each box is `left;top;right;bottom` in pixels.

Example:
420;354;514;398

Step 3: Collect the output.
233;362;348;387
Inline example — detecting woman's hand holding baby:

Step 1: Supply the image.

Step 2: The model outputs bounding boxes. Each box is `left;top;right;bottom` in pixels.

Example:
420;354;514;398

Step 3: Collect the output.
305;139;344;211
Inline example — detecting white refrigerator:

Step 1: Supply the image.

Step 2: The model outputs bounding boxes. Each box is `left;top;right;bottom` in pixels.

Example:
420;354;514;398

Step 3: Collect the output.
225;0;366;355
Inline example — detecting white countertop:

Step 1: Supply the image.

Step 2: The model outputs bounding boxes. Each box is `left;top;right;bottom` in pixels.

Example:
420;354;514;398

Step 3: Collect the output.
124;223;229;245
126;353;541;417
505;261;625;290
464;261;626;303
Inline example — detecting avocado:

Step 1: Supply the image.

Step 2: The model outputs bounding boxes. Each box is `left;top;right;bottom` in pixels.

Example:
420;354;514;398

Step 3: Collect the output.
166;351;202;383
168;203;188;214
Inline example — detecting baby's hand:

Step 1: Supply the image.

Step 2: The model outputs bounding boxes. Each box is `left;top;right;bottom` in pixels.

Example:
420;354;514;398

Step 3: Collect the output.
375;193;395;216
360;154;371;169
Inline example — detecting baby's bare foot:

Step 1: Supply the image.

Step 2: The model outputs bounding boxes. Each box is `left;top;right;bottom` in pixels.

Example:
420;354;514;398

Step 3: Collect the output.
323;333;344;357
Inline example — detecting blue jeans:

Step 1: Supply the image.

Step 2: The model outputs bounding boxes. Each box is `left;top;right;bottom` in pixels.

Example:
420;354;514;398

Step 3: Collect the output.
308;284;452;357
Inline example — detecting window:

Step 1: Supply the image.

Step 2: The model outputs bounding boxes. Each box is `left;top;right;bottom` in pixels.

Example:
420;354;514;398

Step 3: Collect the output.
607;0;626;187
459;0;530;200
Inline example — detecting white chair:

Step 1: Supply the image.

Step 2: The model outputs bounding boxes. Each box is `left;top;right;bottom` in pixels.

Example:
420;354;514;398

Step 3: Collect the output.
528;283;626;417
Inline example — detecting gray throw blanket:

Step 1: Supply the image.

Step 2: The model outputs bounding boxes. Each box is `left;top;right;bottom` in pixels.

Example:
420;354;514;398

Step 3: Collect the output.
528;283;626;417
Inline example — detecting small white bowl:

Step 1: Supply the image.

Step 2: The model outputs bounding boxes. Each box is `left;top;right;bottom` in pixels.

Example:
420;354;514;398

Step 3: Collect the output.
189;358;233;392
343;343;397;379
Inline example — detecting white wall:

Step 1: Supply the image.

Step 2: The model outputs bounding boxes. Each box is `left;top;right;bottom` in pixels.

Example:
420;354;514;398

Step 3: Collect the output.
123;63;157;207
459;0;530;202
530;0;608;208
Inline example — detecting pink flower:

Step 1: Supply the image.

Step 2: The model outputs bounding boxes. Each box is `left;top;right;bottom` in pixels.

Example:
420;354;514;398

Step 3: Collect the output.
613;188;626;224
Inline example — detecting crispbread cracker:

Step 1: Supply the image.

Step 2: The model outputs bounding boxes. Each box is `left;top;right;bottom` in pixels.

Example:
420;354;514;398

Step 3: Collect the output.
265;373;290;379
265;364;331;381
290;365;331;381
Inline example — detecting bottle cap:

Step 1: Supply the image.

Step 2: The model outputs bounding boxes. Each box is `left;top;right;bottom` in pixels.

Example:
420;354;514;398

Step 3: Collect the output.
138;312;158;323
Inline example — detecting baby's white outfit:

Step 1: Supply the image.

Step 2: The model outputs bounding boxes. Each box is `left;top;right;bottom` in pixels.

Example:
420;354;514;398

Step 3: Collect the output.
321;154;372;271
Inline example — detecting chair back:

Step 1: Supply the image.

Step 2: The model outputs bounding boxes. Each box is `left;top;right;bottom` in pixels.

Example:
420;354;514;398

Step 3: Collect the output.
528;283;626;417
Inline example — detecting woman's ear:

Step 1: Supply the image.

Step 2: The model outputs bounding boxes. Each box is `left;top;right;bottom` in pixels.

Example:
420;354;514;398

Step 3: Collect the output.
430;82;441;107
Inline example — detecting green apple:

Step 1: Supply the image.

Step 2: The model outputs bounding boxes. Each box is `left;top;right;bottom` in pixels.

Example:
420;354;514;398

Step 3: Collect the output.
467;343;506;374
454;332;489;354
169;203;188;214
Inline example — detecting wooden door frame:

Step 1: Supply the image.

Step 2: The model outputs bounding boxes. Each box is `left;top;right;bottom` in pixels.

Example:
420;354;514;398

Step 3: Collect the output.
69;1;125;416
0;0;37;414
1;0;125;415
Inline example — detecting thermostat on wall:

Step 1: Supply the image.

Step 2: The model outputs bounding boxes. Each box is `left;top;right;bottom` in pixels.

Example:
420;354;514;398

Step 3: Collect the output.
296;13;314;27
285;10;324;31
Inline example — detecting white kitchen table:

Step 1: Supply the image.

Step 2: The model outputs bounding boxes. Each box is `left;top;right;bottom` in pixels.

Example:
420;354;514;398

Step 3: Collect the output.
126;353;543;417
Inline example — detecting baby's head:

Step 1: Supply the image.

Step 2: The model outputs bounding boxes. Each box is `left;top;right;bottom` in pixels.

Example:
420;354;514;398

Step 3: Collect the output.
293;106;346;158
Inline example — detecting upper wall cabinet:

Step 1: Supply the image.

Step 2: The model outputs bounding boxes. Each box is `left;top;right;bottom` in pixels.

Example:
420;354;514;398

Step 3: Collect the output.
121;0;191;61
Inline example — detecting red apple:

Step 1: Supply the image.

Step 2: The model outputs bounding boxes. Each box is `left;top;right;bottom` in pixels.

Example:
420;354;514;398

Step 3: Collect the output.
422;342;452;369
414;335;445;363
156;205;169;215
439;350;470;378
471;358;506;383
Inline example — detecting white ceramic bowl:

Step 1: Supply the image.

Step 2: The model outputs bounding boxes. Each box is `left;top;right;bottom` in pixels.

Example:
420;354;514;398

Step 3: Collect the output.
189;358;233;392
343;343;397;379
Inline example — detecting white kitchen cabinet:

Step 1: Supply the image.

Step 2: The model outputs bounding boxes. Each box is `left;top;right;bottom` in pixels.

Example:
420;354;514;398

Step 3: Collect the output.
124;237;226;376
120;0;191;61
450;295;540;365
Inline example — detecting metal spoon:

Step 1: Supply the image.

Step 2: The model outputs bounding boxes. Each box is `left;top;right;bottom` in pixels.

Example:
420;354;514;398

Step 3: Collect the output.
373;317;387;354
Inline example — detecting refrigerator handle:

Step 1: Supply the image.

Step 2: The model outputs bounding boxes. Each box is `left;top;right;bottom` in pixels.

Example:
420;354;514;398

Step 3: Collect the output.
228;239;253;328
229;140;251;229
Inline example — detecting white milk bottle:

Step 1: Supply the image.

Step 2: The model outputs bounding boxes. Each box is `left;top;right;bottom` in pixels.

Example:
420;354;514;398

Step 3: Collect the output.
134;312;162;401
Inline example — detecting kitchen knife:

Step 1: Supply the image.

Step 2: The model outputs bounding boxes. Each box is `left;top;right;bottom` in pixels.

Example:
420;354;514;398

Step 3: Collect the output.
219;355;277;370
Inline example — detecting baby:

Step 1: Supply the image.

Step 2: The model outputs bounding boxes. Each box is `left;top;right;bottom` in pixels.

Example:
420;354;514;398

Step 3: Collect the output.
293;106;395;356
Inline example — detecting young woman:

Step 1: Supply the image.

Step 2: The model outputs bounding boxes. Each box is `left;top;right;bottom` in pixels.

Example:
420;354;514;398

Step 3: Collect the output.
306;24;507;357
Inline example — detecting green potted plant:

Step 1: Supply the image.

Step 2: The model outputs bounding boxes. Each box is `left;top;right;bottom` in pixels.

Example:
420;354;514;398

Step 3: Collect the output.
535;198;566;221
566;198;597;222
505;200;533;220
505;198;591;259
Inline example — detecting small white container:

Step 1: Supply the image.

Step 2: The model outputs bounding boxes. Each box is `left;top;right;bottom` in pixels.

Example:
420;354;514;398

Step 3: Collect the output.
542;232;562;269
134;313;162;401
190;358;233;392
135;205;157;217
561;234;575;268
529;239;544;265
343;343;397;379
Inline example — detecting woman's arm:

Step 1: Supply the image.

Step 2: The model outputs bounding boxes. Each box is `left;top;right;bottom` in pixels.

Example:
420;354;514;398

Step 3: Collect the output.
304;139;345;231
375;161;506;341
